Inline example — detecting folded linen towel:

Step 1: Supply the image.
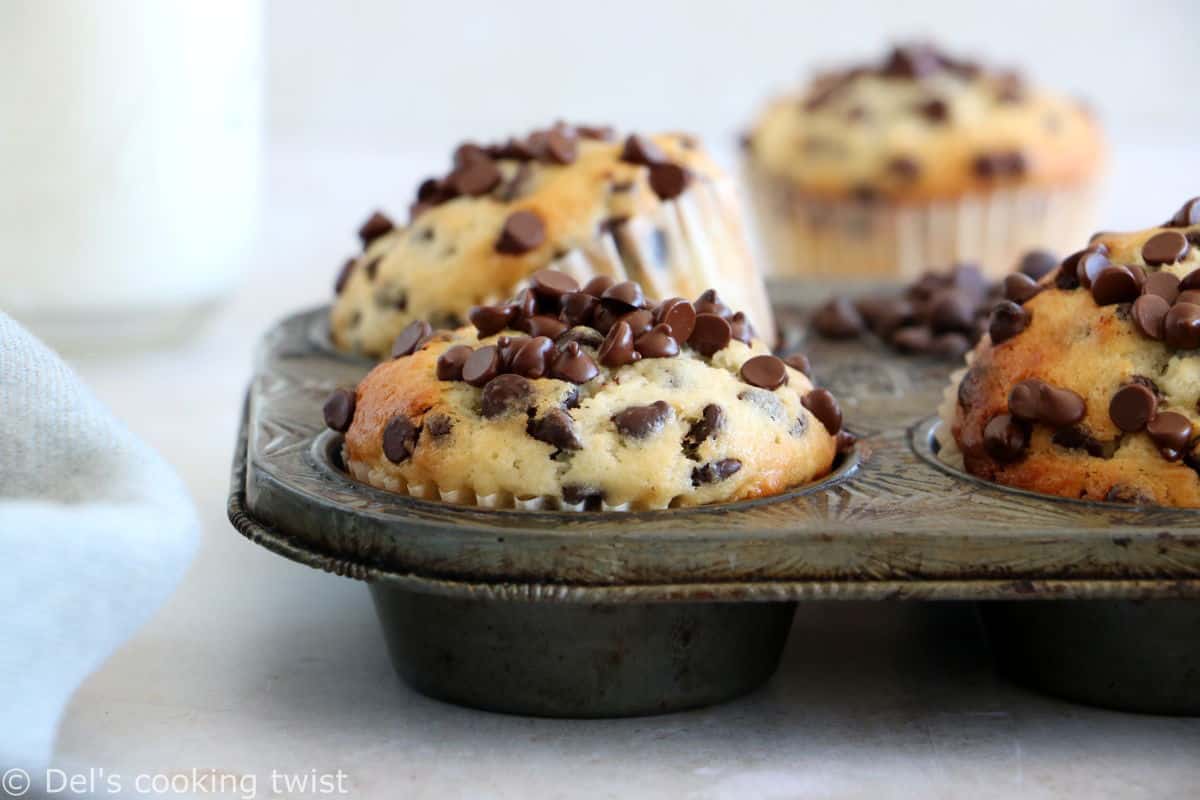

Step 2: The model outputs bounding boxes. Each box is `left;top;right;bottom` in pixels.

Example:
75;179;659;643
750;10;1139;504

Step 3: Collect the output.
0;312;198;771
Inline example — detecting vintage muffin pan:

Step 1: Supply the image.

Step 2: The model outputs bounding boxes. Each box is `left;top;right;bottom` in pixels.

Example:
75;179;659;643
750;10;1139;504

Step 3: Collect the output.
229;305;1200;717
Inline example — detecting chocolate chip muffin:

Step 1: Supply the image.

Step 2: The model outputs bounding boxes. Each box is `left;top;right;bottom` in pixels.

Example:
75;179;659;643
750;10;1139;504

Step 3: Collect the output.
324;269;852;511
742;43;1105;283
330;123;774;357
943;198;1200;506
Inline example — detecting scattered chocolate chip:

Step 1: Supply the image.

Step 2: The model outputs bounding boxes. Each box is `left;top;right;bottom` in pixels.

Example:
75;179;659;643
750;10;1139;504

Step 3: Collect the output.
740;355;788;390
1142;271;1181;303
1132;294;1170;340
391;320;434;358
601;281;646;310
1092;265;1141;305
382;415;419;463
988;301;1030;344
972;150;1026;179
358;211;394;247
528;408;582;450
436;344;473;381
887;156;922;181
835;429;857;453
495;210;545;255
1075;249;1113;288
520;315;569;339
692;459;742;486
1008;379;1085;428
462;345;501;387
683;404;725;453
597;320;640;367
1003;273;1041;305
469;304;514;337
582;275;616;298
694;289;732;319
509;336;554;379
689;313;733;357
1105;484;1153;504
334;258;356;295
560;292;599;327
480;374;533;419
802;388;842;434
915;97;949;123
541;129;577;165
891;325;932;354
1166;197;1200;228
612;400;671;438
561;484;604;508
1179;290;1200;306
618;308;655;337
549;341;599;384
1181;269;1200;292
881;44;941;79
449;157;502;196
648;162;692;200
656;298;697;343
784;353;811;376
812;298;864;338
930;332;971;358
620;134;667;166
1142;231;1190;266
530;269;580;299
322;388;356;432
1110;384;1157;432
510;288;538;320
1165;302;1200;349
425;413;453;438
983;414;1029;462
1019;250;1059;280
928;290;976;333
635;324;679;358
729;311;754;344
1147;411;1193;453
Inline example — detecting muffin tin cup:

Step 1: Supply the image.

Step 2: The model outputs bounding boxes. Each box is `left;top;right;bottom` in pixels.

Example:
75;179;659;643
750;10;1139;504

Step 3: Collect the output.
231;306;1200;717
742;161;1101;288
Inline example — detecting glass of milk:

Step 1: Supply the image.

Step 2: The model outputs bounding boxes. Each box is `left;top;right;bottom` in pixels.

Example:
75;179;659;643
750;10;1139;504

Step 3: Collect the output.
0;1;262;351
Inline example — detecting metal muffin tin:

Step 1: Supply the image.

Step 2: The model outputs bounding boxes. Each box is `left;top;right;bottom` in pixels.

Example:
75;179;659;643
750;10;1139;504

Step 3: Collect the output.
229;305;1200;716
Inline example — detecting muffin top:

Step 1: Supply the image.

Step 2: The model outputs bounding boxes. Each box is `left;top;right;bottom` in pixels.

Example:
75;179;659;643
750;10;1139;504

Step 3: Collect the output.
744;43;1105;203
325;270;852;511
330;123;750;357
950;197;1200;506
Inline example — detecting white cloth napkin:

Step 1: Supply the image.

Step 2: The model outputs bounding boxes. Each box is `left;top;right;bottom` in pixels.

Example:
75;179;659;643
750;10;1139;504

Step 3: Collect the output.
0;313;198;771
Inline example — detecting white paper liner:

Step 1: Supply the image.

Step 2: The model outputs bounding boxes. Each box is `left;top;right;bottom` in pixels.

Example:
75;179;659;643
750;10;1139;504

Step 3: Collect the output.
744;162;1102;288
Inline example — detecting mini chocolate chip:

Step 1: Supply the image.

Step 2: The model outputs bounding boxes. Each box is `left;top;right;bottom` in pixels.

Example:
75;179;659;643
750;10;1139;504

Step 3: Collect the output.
528;408;582;450
391;320;434;358
915;97;949;123
560;292;599;327
582;275;616;298
858;296;916;336
556;326;605;350
1142;271;1181;303
496;210;545;255
462;345;501;387
1165;302;1200;349
958;365;986;409
683;404;725;453
1142;231;1190;266
436;344;473;381
656;298;697;343
692;459;742;486
1179;290;1200;306
973;151;1026;179
510;336;554;379
481;374;534;419
322;388;356;432
802;388;842;434
449;157;502;196
1166;197;1200;228
1076;249;1113;288
334;258;356;295
928;290;976;333
784;353;811;375
470;304;514;337
561;484;604;508
689;313;733;357
590;304;620;335
931;332;971;358
620;134;667;166
364;257;381;281
598;320;640;367
530;269;580;299
729;312;754;344
1181;269;1200;292
635;324;679;358
520;315;569;339
740;355;788;390
358;211;394;247
887;156;921;181
1110;384;1157;432
618;308;655;337
549;341;600;384
648;162;691;200
1147;411;1193;453
1019;250;1059;280
382;415;419;463
601;281;646;310
1008;379;1085;428
1092;265;1141;306
510;288;539;321
1132;295;1170;340
541;129;577;165
988;301;1030;344
881;45;941;79
836;429;857;453
612;400;671;438
1004;273;1042;305
425;413;453;438
693;288;732;319
812;298;864;338
983;414;1029;462
891;326;932;354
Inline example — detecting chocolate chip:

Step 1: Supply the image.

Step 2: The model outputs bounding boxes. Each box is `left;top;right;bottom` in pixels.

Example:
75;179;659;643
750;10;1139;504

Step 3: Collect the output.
496;210;545;255
510;288;539;321
729;312;754;344
601;281;645;310
436;344;473;381
1105;484;1153;505
480;374;533;419
449;157;502;196
1092;265;1141;306
881;45;941;79
928;290;976;333
802;388;842;434
425;414;453;438
740;355;788;390
1007;379;1085;428
509;336;554;379
858;296;916;336
693;289;732;319
541;129;577;165
648;162;692;200
612;400;671;438
496;161;533;202
1166;197;1200;228
462;345;501;387
635;324;679;358
784;353;811;376
556;325;605;350
931;332;971;358
560;292;599;327
1019;250;1059;280
358;211;394;247
382;415;419;463
656;298;697;343
561;484;604;508
988;301;1030;344
334;258;356;295
469;304;514;337
528;408;582;451
1179;290;1200;306
530;269;580;299
689;313;733;357
972;151;1026;179
887;156;922;181
620;134;667;166
983;414;1029;462
391;320;434;358
520;315;569;339
692;459;742;486
582;275;616;298
891;326;932;354
812;298;864;338
618;308;655;338
1075;249;1114;289
1165;302;1200;349
549;341;599;384
597;321;640;367
1181;269;1200;292
1110;384;1157;432
1131;294;1169;340
1142;231;1190;266
1003;273;1041;305
1142;271;1181;303
683;404;725;453
322;388;356;432
1147;411;1193;453
915;97;949;123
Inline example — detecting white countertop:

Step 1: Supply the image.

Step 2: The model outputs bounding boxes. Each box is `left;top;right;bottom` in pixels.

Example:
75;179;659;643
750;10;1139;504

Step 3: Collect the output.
48;147;1200;799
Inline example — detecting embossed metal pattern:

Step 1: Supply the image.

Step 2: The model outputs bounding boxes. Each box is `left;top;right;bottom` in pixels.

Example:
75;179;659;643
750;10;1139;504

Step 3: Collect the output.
230;306;1200;599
